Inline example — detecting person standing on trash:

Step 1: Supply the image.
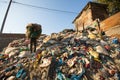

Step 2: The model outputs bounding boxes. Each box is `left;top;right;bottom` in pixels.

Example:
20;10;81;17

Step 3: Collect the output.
25;23;42;53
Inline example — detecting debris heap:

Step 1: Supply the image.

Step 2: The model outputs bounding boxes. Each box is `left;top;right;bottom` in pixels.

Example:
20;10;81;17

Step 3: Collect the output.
0;29;120;80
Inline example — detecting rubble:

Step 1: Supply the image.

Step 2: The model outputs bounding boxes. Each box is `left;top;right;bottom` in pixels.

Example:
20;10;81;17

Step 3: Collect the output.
0;29;120;80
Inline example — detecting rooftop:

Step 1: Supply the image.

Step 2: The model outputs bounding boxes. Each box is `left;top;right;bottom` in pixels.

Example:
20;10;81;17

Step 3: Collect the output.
72;1;107;23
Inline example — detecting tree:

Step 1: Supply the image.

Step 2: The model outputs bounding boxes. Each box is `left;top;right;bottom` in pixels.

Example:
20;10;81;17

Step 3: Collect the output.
93;0;120;15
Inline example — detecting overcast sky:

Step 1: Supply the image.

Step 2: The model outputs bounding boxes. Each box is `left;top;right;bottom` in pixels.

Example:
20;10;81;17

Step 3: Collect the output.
0;0;91;35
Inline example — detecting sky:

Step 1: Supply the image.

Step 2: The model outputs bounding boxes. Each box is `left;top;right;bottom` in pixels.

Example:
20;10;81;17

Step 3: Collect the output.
0;0;92;35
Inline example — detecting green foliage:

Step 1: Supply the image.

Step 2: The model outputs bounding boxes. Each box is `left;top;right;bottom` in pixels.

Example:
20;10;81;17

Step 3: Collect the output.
93;0;120;15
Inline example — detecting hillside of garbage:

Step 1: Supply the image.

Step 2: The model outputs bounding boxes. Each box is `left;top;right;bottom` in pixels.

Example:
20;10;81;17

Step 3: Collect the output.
0;29;120;80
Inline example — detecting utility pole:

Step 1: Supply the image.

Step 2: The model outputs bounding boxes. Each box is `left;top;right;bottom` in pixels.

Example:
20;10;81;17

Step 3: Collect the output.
0;0;12;33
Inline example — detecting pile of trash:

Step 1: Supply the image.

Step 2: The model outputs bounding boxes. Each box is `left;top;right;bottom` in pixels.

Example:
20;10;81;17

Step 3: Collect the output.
0;29;120;80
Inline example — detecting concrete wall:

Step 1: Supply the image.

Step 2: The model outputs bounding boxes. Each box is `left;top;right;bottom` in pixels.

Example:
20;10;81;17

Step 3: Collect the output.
75;8;92;31
0;33;25;52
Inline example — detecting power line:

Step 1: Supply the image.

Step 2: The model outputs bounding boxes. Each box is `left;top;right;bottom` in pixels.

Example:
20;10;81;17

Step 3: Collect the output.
12;1;78;14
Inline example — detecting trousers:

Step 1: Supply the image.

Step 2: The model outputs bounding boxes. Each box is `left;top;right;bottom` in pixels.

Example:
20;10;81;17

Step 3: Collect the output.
30;38;37;53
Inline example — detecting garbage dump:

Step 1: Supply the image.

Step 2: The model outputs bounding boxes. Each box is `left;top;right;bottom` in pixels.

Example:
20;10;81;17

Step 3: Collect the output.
0;29;120;80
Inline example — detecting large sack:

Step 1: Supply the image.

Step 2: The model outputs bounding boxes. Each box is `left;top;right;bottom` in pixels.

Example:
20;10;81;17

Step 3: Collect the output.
26;23;42;39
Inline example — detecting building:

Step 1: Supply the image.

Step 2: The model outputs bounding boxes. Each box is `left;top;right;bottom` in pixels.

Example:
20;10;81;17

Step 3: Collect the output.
73;2;109;32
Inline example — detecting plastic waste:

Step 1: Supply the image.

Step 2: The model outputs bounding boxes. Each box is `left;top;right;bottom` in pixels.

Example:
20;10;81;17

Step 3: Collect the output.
0;28;120;80
16;68;25;78
88;47;99;59
112;38;119;44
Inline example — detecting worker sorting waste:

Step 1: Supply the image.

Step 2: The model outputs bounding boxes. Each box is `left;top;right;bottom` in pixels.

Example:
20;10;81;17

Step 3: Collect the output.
25;23;42;53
